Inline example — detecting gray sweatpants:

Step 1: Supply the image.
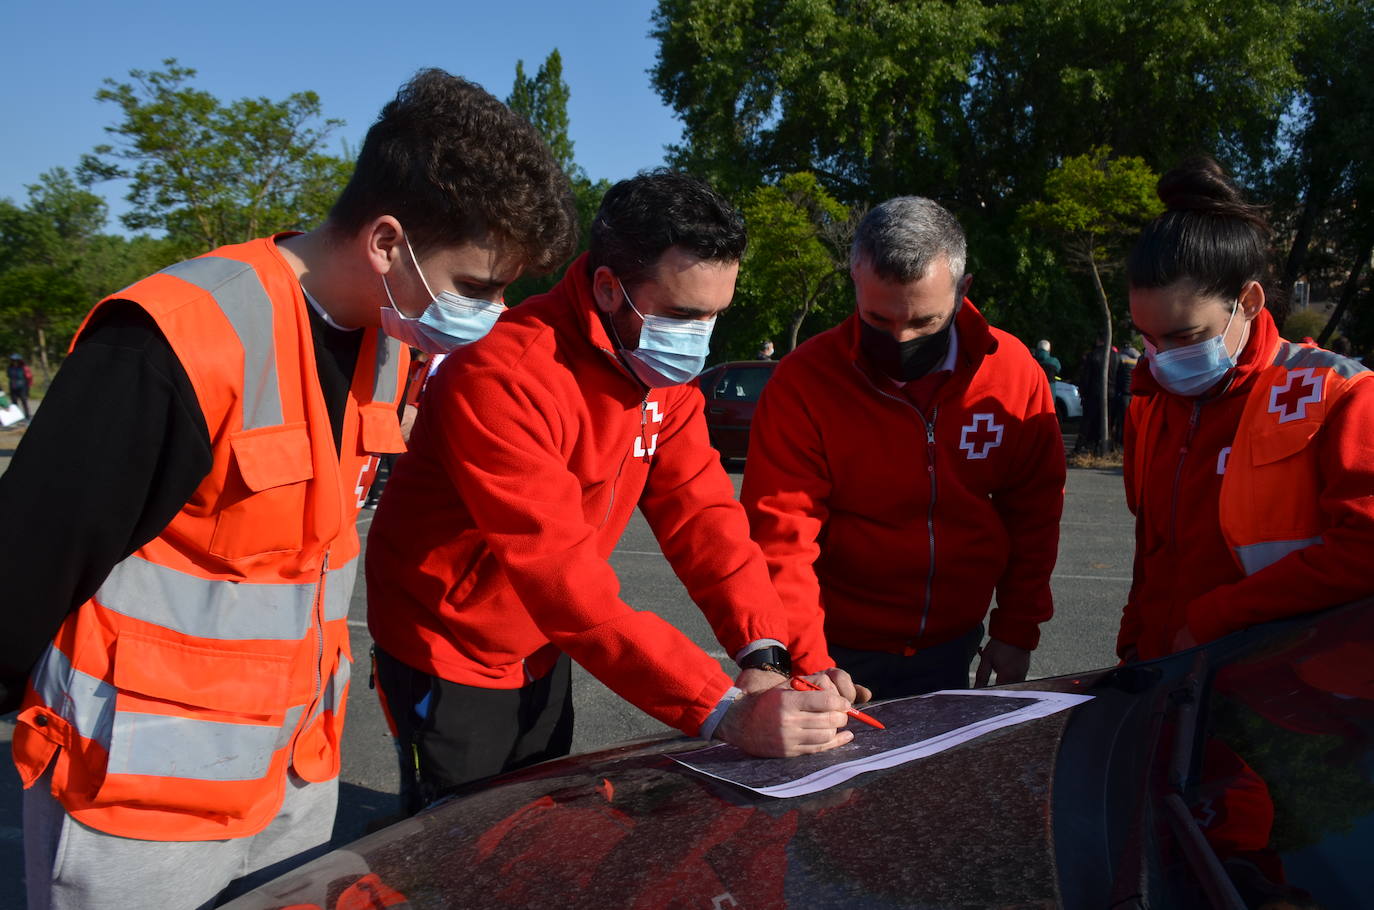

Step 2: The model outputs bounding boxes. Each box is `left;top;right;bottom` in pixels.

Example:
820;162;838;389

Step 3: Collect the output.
24;767;338;910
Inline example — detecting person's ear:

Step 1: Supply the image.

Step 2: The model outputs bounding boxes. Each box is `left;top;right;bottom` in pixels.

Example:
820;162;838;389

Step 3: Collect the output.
363;216;405;277
591;266;621;315
1238;280;1266;320
957;273;974;299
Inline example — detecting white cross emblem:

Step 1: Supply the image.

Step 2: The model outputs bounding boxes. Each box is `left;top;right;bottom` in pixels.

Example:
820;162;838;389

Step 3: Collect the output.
1268;368;1323;424
959;413;1004;460
633;399;664;458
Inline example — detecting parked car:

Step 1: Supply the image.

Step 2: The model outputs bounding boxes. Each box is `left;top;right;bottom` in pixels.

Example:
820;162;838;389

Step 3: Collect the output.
698;359;777;461
227;599;1372;909
1052;378;1082;424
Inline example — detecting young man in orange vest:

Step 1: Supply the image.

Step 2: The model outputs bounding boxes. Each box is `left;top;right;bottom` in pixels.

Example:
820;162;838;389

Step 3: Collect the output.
0;70;577;910
741;197;1066;699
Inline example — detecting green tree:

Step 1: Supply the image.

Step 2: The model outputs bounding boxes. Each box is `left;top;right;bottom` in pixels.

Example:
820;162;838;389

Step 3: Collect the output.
1268;0;1374;342
0;169;179;376
652;0;990;201
1021;148;1159;452
78;59;351;252
508;50;576;177
504;50;609;305
650;0;1305;365
727;172;854;359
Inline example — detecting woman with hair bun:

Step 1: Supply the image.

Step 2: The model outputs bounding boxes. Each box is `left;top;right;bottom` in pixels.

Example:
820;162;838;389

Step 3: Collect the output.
1118;156;1374;663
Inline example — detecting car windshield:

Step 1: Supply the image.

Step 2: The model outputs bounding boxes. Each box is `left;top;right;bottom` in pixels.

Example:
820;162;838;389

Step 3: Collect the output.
714;365;772;401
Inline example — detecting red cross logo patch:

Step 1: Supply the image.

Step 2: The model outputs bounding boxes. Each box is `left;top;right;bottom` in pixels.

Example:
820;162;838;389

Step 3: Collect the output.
1267;368;1323;424
959;413;1004;460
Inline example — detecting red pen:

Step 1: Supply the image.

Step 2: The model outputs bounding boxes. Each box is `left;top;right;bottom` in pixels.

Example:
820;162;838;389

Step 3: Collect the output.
789;676;886;730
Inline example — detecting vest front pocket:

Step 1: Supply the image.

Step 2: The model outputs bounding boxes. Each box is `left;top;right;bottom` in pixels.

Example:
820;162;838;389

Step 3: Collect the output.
95;631;297;819
211;423;314;560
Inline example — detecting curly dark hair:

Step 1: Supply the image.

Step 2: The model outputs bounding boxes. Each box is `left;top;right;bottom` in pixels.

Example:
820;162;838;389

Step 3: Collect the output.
1127;156;1273;300
587;169;746;286
328;69;578;274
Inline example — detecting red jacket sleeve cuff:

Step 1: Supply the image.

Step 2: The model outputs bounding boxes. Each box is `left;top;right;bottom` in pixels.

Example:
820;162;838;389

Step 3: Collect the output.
987;611;1041;652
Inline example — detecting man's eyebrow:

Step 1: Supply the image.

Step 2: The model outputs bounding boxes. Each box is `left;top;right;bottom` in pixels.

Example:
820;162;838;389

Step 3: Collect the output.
670;303;721;317
456;273;503;287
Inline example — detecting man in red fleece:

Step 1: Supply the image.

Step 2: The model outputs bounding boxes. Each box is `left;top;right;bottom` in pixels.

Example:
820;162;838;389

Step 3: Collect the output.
742;197;1065;698
366;171;860;813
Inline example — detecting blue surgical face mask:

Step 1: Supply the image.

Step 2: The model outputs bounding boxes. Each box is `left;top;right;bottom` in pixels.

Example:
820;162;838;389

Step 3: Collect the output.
1146;299;1241;397
617;282;716;388
380;234;504;354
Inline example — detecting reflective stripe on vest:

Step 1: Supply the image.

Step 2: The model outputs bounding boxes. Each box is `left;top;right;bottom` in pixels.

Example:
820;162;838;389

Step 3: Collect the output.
373;332;403;403
1233;536;1324;575
95;555;357;639
310;654;352;725
1274;342;1368;378
30;643;306;781
160;256;284;430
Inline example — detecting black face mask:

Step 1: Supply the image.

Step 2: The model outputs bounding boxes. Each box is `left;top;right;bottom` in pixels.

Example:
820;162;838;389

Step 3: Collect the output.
859;312;956;382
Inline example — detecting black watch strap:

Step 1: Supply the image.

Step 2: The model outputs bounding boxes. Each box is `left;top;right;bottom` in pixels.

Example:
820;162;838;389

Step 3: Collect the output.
739;645;792;677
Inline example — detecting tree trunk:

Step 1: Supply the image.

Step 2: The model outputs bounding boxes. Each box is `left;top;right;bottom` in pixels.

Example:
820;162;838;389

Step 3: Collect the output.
1278;179;1330;330
787;298;814;353
1318;235;1373;348
1088;254;1113;456
36;326;51;383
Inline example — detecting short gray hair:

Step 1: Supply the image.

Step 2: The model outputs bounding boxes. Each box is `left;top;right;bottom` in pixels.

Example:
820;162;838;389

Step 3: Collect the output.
850;196;966;285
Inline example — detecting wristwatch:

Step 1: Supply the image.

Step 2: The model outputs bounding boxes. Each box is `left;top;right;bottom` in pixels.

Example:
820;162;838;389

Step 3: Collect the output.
738;645;792;677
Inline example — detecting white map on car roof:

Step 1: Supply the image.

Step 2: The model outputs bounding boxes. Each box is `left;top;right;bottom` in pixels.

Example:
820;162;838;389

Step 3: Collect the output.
672;689;1093;798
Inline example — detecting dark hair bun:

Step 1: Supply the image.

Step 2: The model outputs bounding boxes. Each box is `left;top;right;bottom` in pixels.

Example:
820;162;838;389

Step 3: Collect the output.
1156;156;1268;235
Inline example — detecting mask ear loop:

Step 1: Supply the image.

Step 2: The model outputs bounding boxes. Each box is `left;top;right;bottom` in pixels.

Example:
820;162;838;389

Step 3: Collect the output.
403;234;438;300
1220;298;1241;359
383;230;433;319
619;280;646;323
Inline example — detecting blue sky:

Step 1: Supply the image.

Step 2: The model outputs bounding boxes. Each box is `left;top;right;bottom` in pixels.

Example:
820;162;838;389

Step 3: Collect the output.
0;0;683;229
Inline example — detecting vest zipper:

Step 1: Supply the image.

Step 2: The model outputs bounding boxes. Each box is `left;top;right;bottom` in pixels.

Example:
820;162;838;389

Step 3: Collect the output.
854;362;940;653
1169;402;1204;553
292;550;329;762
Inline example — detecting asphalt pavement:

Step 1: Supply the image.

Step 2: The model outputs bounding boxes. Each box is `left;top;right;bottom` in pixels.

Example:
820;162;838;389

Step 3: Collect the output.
0;453;1131;909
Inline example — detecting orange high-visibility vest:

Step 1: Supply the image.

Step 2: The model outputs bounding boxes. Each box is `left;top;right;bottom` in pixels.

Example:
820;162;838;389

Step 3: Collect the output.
12;237;408;841
1130;340;1370;576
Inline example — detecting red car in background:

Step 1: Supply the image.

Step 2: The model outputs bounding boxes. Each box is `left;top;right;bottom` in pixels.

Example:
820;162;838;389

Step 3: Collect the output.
698;359;776;461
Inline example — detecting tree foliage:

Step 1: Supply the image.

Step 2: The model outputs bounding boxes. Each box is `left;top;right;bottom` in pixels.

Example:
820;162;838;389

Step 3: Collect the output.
1269;0;1374;341
652;0;991;202
723;172;854;360
78;59;351;253
508;50;576;178
1021;149;1159;450
505;50;610;305
0;170;178;374
651;0;1340;368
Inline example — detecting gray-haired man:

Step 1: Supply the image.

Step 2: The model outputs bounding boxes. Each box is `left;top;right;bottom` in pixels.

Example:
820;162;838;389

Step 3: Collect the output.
741;196;1065;698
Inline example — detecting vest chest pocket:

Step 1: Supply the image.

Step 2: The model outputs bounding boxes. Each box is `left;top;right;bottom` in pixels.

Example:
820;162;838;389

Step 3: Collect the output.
359;402;406;455
210;423;314;560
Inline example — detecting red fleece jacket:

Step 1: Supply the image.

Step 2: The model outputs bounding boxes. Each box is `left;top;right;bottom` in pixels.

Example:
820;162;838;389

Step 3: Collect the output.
1120;308;1374;661
366;255;788;736
741;304;1065;673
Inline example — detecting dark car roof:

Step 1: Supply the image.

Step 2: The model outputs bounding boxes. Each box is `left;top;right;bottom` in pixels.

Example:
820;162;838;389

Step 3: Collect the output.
229;675;1103;909
229;601;1374;910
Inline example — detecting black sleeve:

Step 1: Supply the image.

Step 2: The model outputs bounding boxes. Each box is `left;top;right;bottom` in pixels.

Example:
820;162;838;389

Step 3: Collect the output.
0;301;212;713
